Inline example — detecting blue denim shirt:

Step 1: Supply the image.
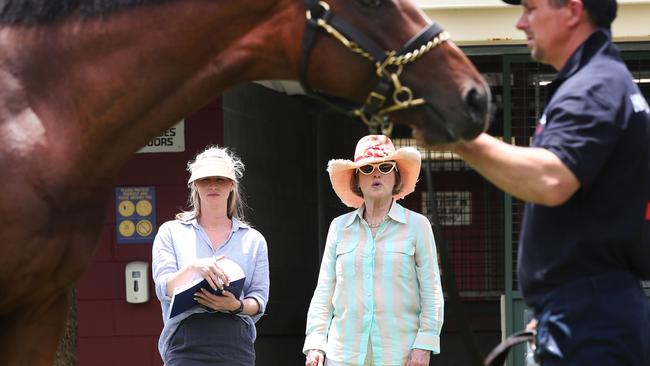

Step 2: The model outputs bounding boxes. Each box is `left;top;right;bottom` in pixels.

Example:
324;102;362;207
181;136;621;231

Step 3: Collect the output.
152;217;270;361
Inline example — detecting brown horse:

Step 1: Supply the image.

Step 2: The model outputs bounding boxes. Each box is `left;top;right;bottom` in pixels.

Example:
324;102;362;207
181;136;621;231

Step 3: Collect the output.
0;0;490;364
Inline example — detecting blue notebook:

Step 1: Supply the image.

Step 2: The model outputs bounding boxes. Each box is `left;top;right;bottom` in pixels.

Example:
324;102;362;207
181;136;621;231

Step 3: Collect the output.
169;258;246;318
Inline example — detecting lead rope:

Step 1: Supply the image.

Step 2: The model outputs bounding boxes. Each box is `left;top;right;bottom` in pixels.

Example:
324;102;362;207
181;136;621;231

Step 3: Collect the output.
424;149;484;366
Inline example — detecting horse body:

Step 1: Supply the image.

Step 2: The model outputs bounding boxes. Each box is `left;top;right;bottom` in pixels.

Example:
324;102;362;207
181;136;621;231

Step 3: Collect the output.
0;0;489;364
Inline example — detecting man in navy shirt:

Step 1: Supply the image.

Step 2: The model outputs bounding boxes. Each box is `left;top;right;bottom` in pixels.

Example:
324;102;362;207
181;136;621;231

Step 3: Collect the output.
449;0;650;364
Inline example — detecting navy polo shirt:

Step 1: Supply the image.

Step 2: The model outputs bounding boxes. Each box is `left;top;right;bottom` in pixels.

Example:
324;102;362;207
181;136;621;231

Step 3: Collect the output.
518;29;650;308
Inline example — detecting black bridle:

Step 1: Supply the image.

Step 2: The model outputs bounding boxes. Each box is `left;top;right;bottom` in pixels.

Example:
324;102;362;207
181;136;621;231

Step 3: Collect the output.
299;0;449;136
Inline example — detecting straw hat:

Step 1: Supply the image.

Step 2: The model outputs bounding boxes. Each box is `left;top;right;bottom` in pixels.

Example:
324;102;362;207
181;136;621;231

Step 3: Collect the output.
327;135;421;208
188;156;237;183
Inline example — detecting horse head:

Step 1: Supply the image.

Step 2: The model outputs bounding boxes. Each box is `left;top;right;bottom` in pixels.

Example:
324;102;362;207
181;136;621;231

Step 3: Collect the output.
294;0;491;146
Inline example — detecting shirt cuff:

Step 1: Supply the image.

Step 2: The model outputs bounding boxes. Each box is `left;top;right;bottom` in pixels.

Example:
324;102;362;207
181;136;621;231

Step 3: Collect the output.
303;334;327;355
245;294;266;315
412;332;440;354
155;274;172;302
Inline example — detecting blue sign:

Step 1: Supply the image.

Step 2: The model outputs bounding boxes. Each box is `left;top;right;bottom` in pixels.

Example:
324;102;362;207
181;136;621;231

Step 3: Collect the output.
115;186;156;244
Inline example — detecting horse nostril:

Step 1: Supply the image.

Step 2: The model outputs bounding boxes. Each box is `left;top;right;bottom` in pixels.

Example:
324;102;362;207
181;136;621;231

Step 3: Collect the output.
464;88;488;119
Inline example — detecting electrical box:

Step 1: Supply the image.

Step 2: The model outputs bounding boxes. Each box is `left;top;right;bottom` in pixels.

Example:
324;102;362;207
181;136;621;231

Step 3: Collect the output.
125;261;149;304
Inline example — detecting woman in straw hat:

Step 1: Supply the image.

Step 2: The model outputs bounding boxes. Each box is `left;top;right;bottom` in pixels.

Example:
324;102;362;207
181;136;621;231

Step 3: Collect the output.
303;135;444;366
152;145;269;366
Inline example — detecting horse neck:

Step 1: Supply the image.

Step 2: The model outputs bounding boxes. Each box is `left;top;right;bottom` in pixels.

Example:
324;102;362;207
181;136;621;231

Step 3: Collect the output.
0;0;304;181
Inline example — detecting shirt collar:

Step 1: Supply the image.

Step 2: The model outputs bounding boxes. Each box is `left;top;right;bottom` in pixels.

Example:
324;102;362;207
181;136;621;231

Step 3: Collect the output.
344;200;408;228
185;217;249;233
550;28;615;95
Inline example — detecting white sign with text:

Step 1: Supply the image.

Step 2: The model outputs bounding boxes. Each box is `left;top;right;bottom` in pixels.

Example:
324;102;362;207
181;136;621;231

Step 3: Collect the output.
137;120;185;153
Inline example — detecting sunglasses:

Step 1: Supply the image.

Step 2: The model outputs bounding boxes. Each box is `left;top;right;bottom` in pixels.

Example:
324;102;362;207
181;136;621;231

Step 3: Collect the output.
356;161;398;175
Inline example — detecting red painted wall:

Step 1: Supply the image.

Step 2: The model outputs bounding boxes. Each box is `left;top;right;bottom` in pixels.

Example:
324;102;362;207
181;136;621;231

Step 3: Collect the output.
76;99;224;366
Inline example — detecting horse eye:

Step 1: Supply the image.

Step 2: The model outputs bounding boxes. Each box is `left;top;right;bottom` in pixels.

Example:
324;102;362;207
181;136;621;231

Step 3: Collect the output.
359;0;382;7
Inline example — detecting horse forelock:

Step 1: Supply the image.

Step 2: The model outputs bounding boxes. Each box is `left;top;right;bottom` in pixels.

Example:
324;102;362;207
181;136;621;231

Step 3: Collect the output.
0;0;177;24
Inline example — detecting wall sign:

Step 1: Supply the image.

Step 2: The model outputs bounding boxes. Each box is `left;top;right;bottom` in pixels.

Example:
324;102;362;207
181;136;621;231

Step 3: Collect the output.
116;186;156;244
137;120;185;153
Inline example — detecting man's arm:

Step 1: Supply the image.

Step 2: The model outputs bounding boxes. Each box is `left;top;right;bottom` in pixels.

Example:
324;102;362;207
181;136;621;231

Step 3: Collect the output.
453;133;580;206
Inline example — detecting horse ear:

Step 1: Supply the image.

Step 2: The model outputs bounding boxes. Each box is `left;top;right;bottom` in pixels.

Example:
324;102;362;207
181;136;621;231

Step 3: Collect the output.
358;0;382;7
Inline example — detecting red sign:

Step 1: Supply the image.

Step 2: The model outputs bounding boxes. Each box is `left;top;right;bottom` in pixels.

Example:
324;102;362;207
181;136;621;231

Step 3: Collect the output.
646;202;650;221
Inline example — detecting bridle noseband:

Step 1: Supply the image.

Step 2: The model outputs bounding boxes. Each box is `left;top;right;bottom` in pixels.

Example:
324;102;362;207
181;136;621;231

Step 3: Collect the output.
299;0;450;135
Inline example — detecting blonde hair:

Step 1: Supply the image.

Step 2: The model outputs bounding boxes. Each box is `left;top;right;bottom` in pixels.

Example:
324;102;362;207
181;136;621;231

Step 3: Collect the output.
176;145;247;222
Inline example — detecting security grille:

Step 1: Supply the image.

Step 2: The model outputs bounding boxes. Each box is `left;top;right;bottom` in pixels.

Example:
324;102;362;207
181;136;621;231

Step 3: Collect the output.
393;139;504;299
508;60;555;291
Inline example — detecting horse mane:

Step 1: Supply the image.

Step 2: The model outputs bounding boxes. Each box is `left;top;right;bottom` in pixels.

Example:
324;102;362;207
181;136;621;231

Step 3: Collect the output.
0;0;175;24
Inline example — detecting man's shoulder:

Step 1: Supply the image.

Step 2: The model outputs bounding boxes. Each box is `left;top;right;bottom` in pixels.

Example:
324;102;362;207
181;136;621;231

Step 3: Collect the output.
576;57;627;85
553;58;631;109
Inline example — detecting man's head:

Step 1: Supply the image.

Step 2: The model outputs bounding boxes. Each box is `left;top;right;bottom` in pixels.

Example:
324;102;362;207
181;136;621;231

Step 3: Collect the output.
503;0;617;29
503;0;616;69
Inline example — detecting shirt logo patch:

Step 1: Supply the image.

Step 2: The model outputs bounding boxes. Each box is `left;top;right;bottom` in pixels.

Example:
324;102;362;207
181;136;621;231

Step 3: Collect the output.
631;93;650;114
535;114;547;135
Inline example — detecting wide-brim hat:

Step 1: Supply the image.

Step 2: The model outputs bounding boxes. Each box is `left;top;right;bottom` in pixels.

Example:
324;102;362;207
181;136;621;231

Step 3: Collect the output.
327;135;421;208
188;157;237;184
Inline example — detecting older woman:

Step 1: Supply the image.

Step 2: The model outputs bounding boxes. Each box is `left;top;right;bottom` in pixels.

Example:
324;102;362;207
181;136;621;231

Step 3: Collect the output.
304;135;444;366
152;145;269;366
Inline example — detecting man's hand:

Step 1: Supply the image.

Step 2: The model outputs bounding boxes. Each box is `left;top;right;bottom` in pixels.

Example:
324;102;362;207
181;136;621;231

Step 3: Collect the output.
405;348;430;366
305;349;325;366
526;318;538;332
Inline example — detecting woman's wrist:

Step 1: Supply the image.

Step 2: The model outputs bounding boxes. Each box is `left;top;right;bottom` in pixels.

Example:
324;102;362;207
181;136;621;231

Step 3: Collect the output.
229;299;244;314
309;349;325;356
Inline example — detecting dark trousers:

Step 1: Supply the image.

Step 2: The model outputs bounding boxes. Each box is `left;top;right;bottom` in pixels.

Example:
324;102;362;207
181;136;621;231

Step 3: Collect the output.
166;312;255;366
534;271;650;366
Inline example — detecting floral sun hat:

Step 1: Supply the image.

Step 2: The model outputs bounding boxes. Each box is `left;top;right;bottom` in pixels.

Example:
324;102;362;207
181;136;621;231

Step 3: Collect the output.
327;135;421;208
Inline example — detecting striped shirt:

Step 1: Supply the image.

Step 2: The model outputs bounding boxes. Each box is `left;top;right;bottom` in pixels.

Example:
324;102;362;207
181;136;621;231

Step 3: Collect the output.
303;202;444;365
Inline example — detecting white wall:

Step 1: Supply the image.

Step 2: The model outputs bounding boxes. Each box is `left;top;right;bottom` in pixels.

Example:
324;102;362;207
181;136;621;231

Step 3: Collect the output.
414;0;650;45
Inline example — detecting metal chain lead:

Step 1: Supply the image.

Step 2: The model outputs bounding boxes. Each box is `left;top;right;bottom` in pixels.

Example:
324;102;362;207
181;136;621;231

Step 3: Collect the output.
387;31;450;66
307;2;449;68
314;17;450;68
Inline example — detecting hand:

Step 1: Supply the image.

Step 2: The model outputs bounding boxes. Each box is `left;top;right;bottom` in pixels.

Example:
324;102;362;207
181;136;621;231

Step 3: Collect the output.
192;255;229;290
305;349;325;366
404;348;430;366
430;143;458;152
526;318;538;332
194;288;241;312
